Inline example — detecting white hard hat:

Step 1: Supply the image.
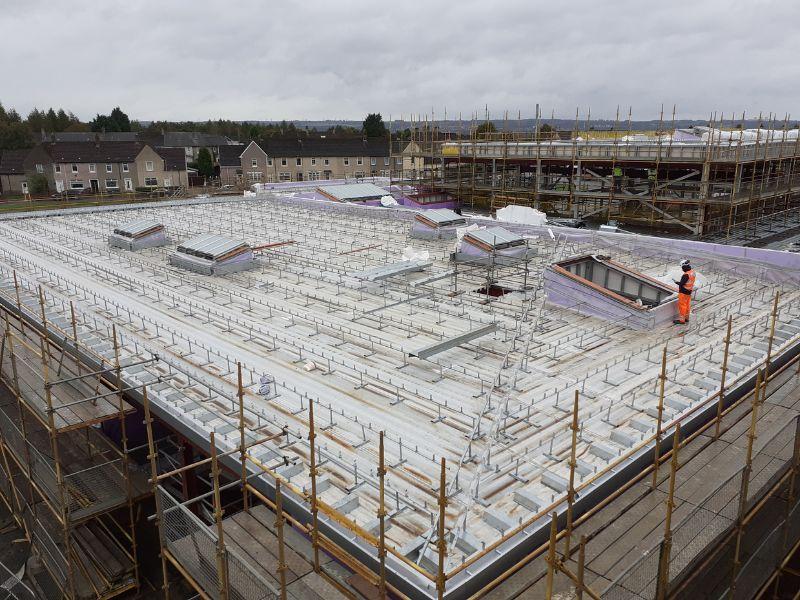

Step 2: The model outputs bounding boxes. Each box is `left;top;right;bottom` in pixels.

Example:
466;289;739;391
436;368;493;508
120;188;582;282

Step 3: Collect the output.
680;259;691;267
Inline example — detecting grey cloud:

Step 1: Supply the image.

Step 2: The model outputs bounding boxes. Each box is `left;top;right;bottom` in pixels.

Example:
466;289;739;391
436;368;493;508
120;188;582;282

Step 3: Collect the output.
1;0;798;122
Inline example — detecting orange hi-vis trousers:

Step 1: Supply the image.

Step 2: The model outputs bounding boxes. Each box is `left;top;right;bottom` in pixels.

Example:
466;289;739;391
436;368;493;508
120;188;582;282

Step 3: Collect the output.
676;293;691;323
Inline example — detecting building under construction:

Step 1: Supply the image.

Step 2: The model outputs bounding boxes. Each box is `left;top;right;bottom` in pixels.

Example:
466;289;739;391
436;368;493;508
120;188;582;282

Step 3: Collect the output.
0;192;799;599
391;117;800;242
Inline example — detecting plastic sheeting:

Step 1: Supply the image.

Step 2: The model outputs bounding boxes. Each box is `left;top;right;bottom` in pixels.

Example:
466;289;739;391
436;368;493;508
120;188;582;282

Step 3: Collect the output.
401;246;430;262
495;205;547;227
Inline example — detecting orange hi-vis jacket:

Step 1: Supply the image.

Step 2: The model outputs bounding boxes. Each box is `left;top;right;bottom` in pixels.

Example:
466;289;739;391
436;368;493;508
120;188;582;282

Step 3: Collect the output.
677;269;696;295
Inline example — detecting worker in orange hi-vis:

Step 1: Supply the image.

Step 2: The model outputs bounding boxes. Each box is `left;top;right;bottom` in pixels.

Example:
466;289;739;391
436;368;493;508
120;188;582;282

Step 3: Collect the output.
673;260;696;325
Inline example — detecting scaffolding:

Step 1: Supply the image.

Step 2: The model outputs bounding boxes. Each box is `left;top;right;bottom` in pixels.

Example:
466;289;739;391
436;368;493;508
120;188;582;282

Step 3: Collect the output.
0;280;149;599
391;112;800;241
140;381;389;600
1;196;800;598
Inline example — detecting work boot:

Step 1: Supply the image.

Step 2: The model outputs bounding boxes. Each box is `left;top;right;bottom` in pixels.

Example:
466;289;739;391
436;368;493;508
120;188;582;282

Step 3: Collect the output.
673;319;686;325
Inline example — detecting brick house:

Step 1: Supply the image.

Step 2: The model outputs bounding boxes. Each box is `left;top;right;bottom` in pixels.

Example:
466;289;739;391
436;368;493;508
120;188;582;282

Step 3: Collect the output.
46;142;187;193
240;141;269;183
217;144;246;184
0;146;56;195
237;137;393;183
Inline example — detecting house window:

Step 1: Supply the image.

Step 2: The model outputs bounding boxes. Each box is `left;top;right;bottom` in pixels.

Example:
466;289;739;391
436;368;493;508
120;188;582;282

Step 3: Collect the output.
357;157;363;165
89;163;96;173
344;158;350;166
384;157;390;166
371;158;377;166
144;177;158;186
251;158;258;168
145;161;154;172
380;170;389;177
71;164;78;173
311;158;316;166
248;172;263;182
35;164;44;173
70;181;84;190
395;157;402;165
324;158;330;166
54;164;61;174
106;164;113;173
281;158;287;166
105;179;119;189
296;158;302;166
268;158;273;166
122;163;129;172
308;171;320;181
266;174;275;183
279;172;291;181
355;171;365;178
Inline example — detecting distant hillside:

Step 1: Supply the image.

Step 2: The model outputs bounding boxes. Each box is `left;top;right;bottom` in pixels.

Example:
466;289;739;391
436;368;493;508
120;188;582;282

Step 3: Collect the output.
200;118;787;133
132;117;795;135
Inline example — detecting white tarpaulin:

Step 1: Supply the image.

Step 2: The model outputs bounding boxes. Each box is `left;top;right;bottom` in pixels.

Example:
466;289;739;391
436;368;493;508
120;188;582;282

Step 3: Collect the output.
496;205;548;227
455;224;481;251
380;195;399;207
401;246;430;262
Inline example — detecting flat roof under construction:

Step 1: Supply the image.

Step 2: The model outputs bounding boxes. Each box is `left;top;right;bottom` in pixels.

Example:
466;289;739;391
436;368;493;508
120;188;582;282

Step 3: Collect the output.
1;195;799;598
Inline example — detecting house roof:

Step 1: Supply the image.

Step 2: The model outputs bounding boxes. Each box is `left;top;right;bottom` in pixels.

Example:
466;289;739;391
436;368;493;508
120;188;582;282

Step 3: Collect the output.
218;144;246;167
42;131;139;143
261;137;389;157
162;132;234;148
0;149;30;175
155;146;187;171
45;141;145;163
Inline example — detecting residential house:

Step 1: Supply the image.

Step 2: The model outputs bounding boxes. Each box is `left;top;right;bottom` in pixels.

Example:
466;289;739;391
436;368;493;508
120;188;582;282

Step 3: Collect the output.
138;146;189;189
0;146;56;196
240;137;393;183
158;132;239;161
239;142;269;183
45;141;188;193
217;144;246;184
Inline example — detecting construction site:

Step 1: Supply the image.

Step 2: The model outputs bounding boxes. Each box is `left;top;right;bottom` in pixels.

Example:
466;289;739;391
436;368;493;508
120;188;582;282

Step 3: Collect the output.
390;114;800;244
0;187;799;600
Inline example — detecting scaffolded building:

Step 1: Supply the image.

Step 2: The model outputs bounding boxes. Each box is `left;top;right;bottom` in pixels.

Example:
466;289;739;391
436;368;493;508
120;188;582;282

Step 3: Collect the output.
0;195;799;599
391;120;800;241
0;282;150;598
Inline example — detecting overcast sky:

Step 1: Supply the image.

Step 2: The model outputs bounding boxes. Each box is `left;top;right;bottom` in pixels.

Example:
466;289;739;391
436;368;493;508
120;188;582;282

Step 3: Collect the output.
2;0;798;123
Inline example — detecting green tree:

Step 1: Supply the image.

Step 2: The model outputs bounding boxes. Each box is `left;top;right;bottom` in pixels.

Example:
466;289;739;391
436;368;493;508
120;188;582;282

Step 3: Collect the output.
363;113;387;137
55;109;71;130
0;122;33;150
196;147;214;178
475;121;497;137
91;106;131;132
45;108;58;130
27;108;46;132
27;173;49;194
